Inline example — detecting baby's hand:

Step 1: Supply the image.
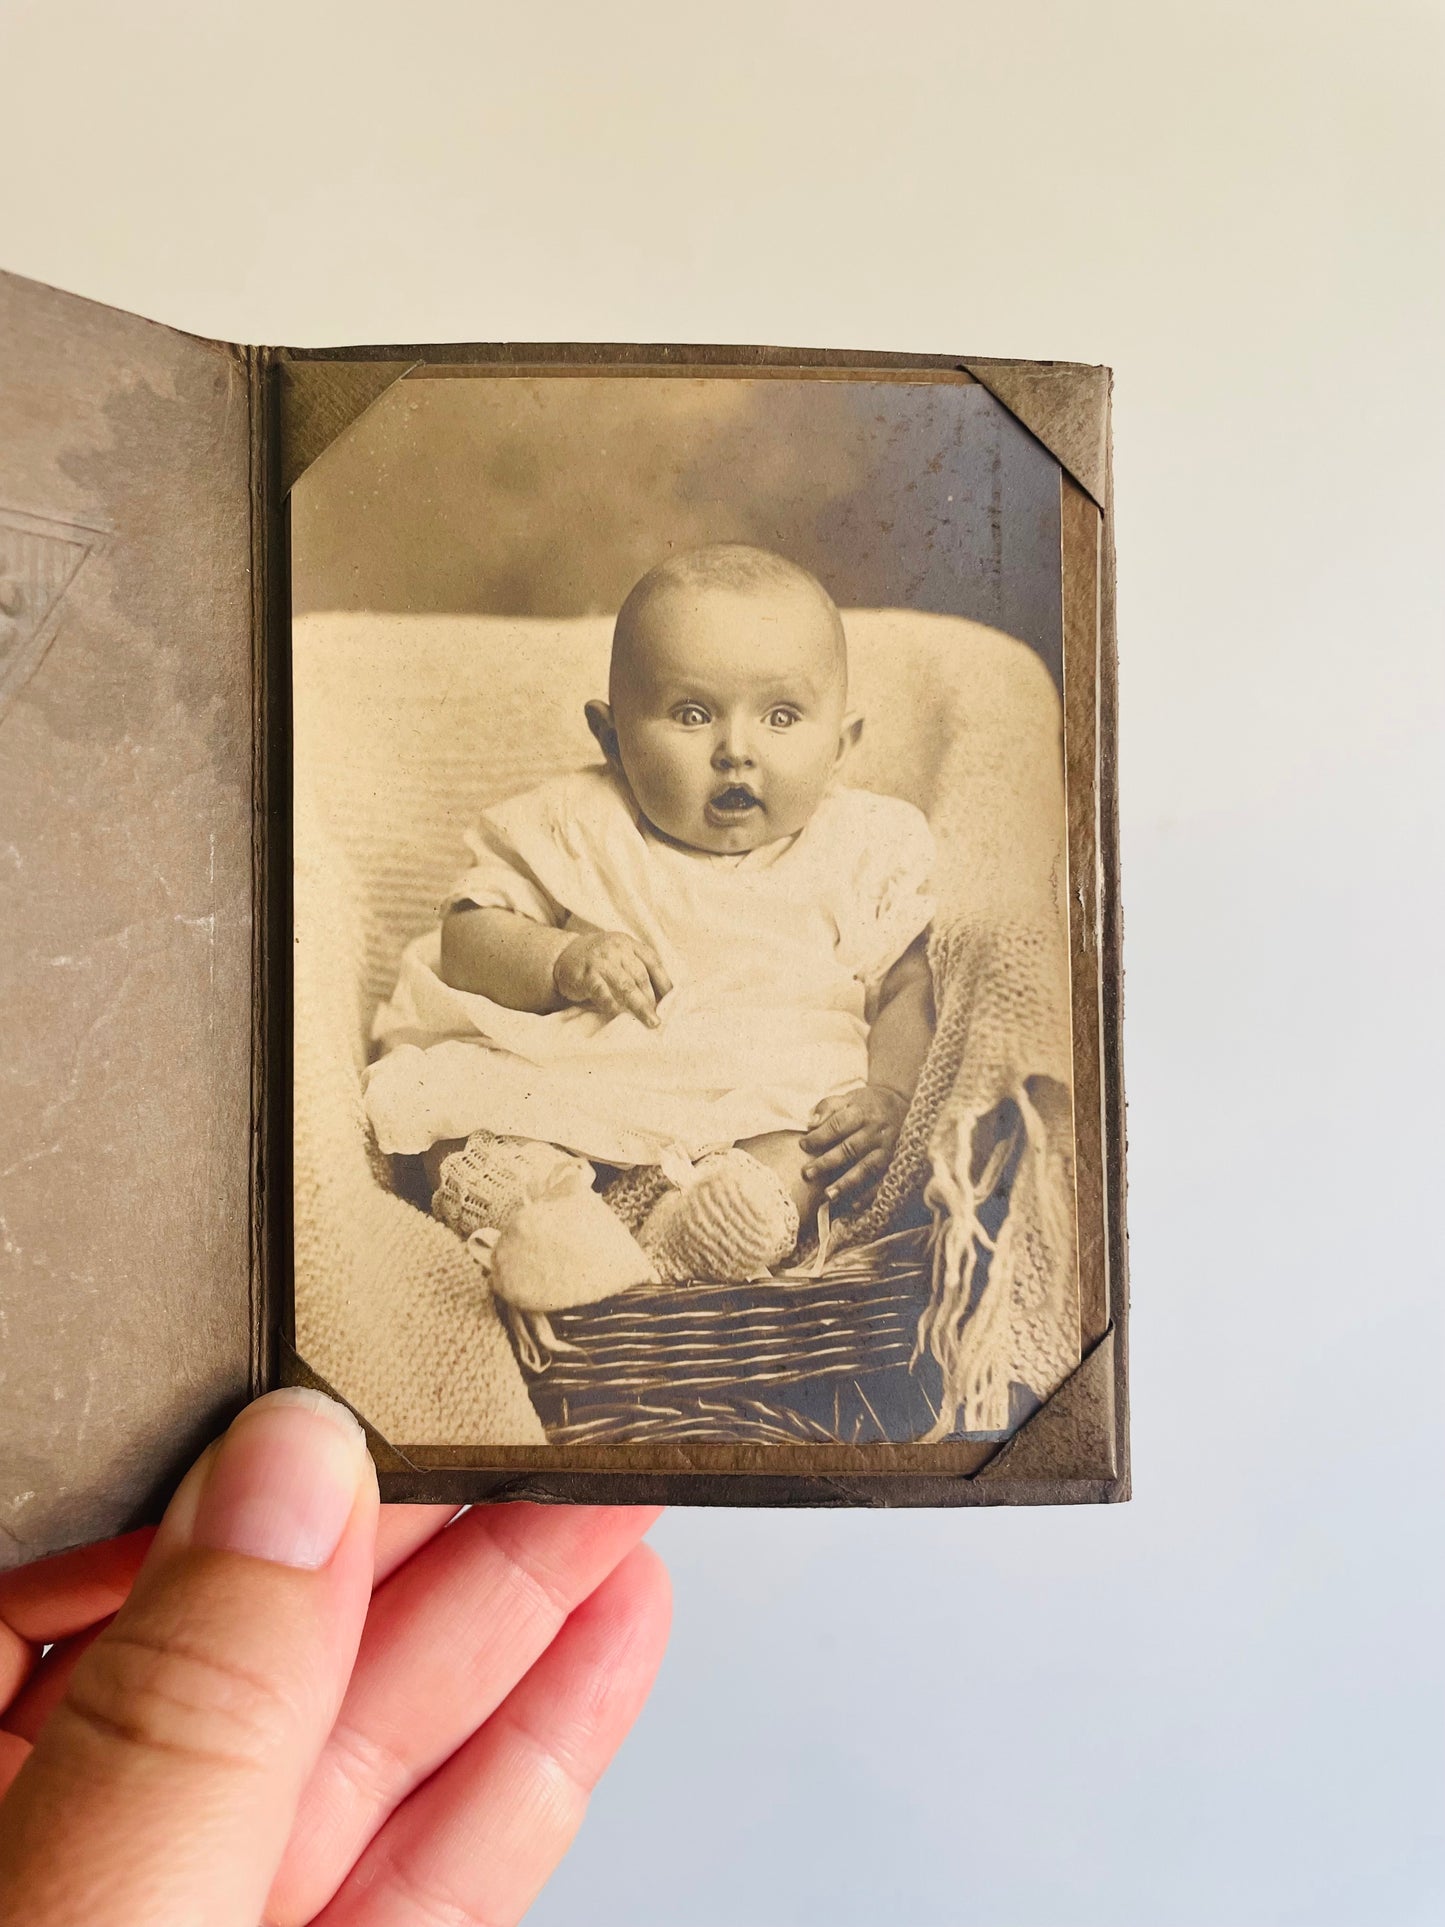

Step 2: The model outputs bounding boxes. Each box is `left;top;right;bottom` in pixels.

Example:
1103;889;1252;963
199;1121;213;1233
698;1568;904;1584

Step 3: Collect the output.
801;1084;909;1209
553;930;674;1027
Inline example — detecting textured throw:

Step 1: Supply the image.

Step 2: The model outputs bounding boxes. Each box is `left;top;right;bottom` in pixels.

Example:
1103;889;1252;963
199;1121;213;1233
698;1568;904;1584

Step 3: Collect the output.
830;618;1081;1433
291;608;1080;1443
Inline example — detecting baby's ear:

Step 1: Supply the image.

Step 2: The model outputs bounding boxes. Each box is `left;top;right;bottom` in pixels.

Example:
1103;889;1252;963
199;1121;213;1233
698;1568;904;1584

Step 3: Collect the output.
585;699;620;764
835;710;865;765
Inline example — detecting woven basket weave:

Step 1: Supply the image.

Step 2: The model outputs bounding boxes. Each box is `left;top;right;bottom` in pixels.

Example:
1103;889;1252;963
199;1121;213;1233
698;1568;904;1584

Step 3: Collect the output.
507;1225;949;1445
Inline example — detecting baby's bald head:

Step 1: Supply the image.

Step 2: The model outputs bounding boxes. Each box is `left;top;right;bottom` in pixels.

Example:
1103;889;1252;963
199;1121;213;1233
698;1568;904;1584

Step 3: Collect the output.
609;544;847;711
588;544;861;855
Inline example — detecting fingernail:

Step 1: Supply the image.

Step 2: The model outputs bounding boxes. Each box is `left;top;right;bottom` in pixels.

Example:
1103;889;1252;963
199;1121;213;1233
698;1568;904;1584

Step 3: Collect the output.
188;1388;370;1570
803;1166;816;1179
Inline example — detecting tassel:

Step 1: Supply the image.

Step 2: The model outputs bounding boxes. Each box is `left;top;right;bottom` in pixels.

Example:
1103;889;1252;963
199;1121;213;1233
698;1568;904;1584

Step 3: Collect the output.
915;1080;1076;1439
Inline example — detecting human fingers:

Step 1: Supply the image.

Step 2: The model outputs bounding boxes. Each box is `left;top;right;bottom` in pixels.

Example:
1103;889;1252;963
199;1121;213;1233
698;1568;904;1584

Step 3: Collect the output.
0;1532;159;1793
587;964;652;1027
797;1102;867;1156
2;1619;109;1752
578;946;643;1019
3;1506;456;1761
823;1144;890;1206
313;1543;671;1927
800;1100;859;1158
0;1389;379;1927
804;1122;883;1185
0;1527;156;1652
577;963;626;1020
635;941;674;1004
0;1730;28;1802
269;1502;660;1924
1;1530;161;1779
609;953;660;1027
372;1505;460;1586
0;1611;33;1722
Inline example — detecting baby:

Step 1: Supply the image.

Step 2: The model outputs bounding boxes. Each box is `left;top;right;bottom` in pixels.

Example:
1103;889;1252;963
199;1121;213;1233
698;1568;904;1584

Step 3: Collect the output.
364;543;936;1303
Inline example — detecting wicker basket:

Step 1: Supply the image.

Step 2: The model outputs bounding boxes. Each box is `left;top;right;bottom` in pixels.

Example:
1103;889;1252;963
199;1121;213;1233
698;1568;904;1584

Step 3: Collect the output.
505;1225;948;1445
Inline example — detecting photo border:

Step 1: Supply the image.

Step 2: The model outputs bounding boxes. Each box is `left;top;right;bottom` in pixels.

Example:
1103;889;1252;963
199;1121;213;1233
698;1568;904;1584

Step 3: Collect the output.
263;346;1127;1506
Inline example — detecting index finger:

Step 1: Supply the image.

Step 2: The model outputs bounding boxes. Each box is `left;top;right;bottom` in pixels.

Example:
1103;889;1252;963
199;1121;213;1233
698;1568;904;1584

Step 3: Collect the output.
614;959;660;1027
2;1509;461;1746
635;942;674;1003
268;1504;663;1923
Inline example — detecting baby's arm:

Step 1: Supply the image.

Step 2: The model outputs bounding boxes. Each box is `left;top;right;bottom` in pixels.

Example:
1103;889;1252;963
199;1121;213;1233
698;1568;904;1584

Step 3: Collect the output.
866;936;935;1102
801;934;934;1208
440;905;572;1009
440;905;673;1026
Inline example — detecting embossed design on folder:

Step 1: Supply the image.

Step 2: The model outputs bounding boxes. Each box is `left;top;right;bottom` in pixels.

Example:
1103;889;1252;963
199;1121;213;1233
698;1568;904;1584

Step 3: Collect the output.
0;504;107;723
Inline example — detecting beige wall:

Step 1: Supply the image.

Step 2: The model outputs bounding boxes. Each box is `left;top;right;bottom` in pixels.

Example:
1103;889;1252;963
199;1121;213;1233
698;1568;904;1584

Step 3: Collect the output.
1;4;1440;1923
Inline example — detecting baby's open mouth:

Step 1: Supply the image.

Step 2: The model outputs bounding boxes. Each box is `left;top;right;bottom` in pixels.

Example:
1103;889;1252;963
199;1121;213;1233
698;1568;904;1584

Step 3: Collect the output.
707;785;763;820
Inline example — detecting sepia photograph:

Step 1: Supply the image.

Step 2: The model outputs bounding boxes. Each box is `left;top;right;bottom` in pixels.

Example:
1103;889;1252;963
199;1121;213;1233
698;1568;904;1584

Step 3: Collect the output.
289;365;1085;1458
7;6;1440;1921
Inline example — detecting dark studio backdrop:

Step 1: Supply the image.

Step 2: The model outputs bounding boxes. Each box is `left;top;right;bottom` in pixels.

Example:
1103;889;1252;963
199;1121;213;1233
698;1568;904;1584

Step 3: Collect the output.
292;373;1064;690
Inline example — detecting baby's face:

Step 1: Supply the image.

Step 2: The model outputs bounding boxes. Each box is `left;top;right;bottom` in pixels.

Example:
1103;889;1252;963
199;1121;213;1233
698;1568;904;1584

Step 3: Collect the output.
591;579;858;854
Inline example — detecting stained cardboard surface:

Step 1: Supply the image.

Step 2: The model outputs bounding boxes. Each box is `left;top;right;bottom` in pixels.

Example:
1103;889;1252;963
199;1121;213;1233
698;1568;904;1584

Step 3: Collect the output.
0;271;261;1567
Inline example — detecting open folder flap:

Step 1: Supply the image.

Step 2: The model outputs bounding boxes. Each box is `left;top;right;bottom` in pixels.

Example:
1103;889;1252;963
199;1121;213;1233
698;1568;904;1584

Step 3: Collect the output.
0;269;261;1568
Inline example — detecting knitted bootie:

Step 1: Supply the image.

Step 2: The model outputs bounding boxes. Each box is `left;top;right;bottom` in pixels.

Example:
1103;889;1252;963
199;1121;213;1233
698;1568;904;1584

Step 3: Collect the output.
638;1149;800;1283
432;1131;593;1240
488;1179;660;1312
599;1162;676;1233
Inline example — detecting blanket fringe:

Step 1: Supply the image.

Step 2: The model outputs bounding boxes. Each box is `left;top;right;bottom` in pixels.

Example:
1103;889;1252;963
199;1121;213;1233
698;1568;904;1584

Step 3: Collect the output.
914;1080;1077;1439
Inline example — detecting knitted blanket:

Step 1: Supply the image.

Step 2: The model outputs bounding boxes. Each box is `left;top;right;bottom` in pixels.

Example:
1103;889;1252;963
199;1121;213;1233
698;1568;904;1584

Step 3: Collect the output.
291;609;1079;1443
830;617;1080;1433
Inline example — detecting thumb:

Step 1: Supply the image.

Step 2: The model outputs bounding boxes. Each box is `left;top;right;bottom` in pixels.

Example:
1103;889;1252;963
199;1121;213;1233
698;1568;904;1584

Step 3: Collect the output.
0;1388;379;1927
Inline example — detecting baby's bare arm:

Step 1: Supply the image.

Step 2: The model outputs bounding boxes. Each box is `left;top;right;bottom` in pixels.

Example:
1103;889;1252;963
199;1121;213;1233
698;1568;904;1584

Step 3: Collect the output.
440;905;674;1025
801;935;934;1207
440;905;572;1011
867;935;935;1102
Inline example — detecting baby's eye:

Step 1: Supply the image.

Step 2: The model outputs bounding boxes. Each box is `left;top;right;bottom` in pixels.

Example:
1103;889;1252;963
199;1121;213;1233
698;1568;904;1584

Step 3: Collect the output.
765;706;802;729
673;704;711;728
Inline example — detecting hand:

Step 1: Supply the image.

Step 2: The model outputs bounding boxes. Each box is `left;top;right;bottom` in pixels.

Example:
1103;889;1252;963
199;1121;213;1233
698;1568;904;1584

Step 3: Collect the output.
0;1390;670;1926
800;1084;910;1210
553;930;673;1027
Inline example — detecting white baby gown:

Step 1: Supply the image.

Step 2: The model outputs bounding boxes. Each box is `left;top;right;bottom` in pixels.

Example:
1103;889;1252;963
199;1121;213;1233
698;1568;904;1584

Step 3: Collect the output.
364;767;935;1168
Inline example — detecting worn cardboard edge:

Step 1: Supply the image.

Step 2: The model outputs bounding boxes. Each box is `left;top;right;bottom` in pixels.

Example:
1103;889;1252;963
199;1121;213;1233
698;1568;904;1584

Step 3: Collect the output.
371;1473;1123;1508
1096;399;1131;1499
250;349;284;1407
273;340;985;370
961;358;1112;509
1060;479;1107;1350
0;264;244;366
264;343;1129;1506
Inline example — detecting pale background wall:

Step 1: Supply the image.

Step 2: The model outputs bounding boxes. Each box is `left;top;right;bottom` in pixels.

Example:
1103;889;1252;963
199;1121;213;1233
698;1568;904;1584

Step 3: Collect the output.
2;3;1440;1922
